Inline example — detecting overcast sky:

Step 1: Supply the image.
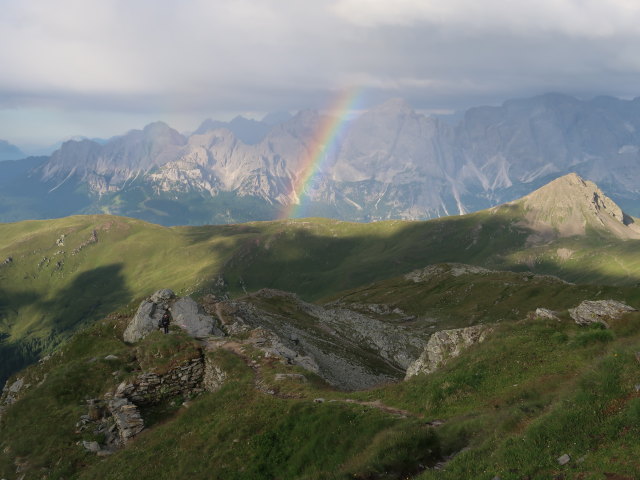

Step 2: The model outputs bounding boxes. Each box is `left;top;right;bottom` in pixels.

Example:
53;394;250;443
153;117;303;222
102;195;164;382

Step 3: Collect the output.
3;0;640;152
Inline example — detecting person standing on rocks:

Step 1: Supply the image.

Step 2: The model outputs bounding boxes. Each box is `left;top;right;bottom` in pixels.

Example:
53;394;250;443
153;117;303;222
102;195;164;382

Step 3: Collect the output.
159;310;172;334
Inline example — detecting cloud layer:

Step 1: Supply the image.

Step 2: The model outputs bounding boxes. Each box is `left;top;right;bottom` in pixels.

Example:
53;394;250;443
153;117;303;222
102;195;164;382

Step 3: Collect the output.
2;0;640;148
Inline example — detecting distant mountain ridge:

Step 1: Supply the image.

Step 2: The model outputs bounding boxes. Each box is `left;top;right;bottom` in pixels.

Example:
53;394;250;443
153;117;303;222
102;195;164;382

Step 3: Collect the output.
0;140;25;161
4;93;640;225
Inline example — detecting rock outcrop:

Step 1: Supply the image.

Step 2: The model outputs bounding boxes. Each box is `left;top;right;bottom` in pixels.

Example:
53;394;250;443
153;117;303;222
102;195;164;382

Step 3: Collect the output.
0;377;29;420
123;289;176;343
569;300;636;328
123;290;226;342
171;297;225;338
222;290;426;390
405;325;491;380
150;289;176;304
107;395;145;445
203;358;228;393
534;308;560;321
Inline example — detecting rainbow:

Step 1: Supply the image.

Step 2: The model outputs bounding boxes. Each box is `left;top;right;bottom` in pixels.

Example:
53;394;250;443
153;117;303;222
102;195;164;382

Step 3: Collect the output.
279;87;363;219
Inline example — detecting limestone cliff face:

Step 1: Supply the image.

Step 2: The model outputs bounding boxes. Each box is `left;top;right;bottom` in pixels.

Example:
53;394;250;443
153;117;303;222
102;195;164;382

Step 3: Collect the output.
38;122;187;195
405;325;491;380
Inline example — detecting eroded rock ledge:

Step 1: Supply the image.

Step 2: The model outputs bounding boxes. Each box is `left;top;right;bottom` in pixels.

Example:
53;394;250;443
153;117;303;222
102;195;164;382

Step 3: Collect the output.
405;325;492;380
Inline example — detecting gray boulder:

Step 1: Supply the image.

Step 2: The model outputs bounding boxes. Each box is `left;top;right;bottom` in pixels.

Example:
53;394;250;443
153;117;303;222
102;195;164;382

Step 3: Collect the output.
123;300;166;343
405;325;491;379
172;297;225;338
569;300;636;328
150;289;175;304
82;440;101;453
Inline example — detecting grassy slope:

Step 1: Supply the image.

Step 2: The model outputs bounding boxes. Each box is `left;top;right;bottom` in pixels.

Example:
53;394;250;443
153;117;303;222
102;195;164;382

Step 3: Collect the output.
326;264;640;329
2;208;640;383
0;316;441;480
1;281;639;479
357;314;640;480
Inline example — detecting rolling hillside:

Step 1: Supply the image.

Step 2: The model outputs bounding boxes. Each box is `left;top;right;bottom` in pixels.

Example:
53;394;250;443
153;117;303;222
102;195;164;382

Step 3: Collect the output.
1;173;639;385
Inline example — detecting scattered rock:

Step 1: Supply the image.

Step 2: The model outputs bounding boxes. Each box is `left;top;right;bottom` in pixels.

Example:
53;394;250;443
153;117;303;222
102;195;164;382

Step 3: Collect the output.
274;373;307;382
534;308;560;321
171;297;225;338
1;377;29;409
38;354;51;364
203;358;227;393
404;264;493;282
557;454;571;465
425;419;445;427
405;325;491;379
71;229;98;255
82;441;100;453
635;384;640;393
569;300;636;328
2;257;12;265
313;398;325;403
104;355;119;361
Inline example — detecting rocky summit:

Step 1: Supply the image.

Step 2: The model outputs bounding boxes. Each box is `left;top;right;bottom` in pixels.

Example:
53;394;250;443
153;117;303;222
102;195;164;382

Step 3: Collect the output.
506;172;640;242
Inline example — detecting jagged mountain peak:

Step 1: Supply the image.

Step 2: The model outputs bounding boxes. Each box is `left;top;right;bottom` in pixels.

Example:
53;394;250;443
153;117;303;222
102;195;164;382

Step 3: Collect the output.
511;173;640;240
261;110;293;126
142;121;174;134
193;118;228;136
194;115;272;144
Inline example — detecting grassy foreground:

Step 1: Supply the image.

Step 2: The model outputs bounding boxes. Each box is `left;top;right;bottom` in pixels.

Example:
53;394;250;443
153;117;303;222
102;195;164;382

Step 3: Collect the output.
1;297;639;479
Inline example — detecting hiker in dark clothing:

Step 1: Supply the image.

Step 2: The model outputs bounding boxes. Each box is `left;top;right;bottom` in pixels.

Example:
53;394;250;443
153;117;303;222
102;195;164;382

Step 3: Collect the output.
159;310;171;334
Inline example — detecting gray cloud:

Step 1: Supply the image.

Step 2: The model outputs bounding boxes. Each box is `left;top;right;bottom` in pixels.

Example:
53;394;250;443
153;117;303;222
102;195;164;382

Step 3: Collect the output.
2;0;640;149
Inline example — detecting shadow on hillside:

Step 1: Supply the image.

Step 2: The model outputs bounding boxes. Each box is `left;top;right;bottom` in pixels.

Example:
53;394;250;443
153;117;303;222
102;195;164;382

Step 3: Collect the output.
182;215;640;301
38;263;131;333
0;264;131;385
0;289;40;319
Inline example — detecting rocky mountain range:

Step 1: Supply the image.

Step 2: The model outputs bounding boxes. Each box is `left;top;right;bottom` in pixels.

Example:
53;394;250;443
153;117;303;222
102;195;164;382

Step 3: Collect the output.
3;93;640;225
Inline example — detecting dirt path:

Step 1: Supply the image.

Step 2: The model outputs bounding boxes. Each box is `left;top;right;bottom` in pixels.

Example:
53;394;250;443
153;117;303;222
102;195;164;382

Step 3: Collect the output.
202;337;301;398
335;398;422;418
